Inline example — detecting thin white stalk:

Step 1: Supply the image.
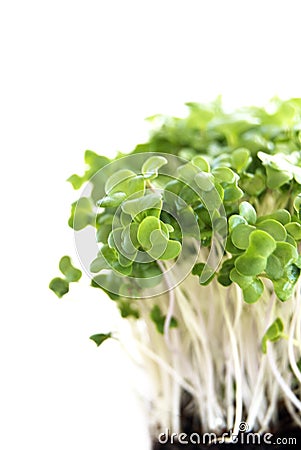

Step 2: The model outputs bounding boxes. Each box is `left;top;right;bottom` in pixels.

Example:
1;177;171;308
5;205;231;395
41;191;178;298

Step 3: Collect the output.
222;287;243;436
121;246;301;438
182;280;225;425
176;284;225;429
247;292;275;429
259;381;279;433
170;332;181;434
267;344;301;411
175;287;212;429
283;383;301;428
157;260;175;348
134;338;198;398
225;355;234;430
288;280;301;385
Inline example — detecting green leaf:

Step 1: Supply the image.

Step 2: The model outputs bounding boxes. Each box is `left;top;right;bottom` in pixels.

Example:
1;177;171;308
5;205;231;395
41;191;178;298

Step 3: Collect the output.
191;155;210;172
293;194;301;217
69;197;95;231
141;156;168;179
257;209;291;226
239;172;266;196
200;187;223;210
285;222;301;240
108;227;123;250
97;192;127;207
93;245;132;276
89;333;112;347
67;151;109;189
294;255;301;269
59;256;82;282
231;223;255;250
228;214;248;232
223;184;244;202
122;192;162;219
248;230;276;257
97;213;114;225
132;262;163;288
194;171;215;192
262;318;284;353
105;169;136;194
159;239;181;260
273;241;298;266
231;148;251;172
243;278;264;303
225;237;243;255
90;254;110;273
265;166;292;189
286;263;300;284
67;174;84;189
90;273;120;299
147;228;168;259
192;263;215;285
121;223;140;255
117;300;140;319
257;219;287;242
273;278;295;302
107;171;145;198
118;253;133;267
137;216;161;250
96;224;112;243
84;150;110;170
212;167;236;184
49;277;69;298
230;268;252;289
265;254;283;280
217;259;236;286
150;305;178;334
239;201;257;225
235;254;267;276
177;162;199;184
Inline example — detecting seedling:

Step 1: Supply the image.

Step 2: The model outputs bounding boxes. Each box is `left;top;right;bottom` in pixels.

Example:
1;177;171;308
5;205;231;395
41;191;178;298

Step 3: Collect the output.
50;98;301;438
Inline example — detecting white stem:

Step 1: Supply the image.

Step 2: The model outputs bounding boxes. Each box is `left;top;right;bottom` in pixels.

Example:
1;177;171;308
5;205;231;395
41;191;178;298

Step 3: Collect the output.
134;338;198;398
288;281;301;384
267;344;301;411
247;292;275;429
222;287;243;436
157;260;175;348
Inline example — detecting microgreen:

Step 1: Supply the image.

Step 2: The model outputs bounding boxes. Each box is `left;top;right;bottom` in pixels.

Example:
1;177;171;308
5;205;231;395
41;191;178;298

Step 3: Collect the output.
261;318;284;354
49;256;82;297
90;333;112;347
50;98;301;438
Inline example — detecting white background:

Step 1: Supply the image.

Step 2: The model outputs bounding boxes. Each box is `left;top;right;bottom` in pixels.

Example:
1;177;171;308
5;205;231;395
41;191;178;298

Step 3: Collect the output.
1;1;301;449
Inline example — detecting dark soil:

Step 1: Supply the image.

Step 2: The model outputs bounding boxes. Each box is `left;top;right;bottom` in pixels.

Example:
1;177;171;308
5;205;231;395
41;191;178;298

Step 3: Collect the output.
153;396;300;449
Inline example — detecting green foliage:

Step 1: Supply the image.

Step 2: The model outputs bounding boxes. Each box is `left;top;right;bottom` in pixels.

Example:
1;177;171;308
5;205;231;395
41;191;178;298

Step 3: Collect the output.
68;197;95;230
67;151;110;189
49;256;82;298
261;318;284;353
192;263;215;285
49;277;69;298
142;155;168;179
59;256;82;282
89;333;112;347
239;201;257;225
150;305;178;334
51;97;301;343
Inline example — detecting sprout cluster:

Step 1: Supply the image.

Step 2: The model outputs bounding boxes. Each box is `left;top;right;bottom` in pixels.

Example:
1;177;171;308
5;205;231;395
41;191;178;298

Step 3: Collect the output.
50;98;301;435
50;98;301;328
